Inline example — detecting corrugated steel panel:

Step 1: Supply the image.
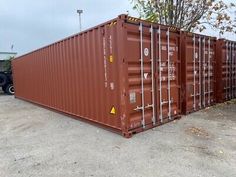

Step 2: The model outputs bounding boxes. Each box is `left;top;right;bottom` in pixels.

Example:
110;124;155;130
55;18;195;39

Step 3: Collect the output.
216;39;236;103
181;32;217;114
12;15;181;137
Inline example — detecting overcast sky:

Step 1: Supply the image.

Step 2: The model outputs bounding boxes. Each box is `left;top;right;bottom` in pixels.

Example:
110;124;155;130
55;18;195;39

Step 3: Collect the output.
0;0;137;55
0;0;235;56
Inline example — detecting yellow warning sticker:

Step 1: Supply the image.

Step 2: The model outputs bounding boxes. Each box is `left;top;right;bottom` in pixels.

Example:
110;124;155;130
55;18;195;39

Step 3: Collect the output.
110;106;116;115
109;55;113;63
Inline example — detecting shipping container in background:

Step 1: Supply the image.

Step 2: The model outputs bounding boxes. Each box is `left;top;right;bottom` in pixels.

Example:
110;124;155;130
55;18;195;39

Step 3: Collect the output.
216;39;236;103
181;32;217;115
12;15;181;137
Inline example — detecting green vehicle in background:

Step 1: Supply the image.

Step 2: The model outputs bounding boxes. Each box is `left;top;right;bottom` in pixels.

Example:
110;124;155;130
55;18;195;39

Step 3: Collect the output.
0;71;14;95
0;52;17;95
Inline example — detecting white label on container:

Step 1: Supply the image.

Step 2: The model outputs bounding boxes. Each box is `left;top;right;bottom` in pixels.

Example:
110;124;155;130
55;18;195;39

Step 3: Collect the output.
144;73;148;79
110;82;114;90
129;92;136;104
144;48;149;56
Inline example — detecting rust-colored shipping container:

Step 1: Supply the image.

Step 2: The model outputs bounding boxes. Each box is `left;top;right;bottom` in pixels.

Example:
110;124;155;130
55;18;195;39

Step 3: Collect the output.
181;32;217;114
216;39;236;103
12;15;181;137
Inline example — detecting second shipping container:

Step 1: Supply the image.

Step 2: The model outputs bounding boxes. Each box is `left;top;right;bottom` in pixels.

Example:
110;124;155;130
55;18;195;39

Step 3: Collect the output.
181;32;217;114
216;39;236;103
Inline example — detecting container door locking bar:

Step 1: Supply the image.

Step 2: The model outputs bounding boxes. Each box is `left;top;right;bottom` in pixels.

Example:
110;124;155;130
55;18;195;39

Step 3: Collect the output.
167;28;171;120
233;43;235;98
229;42;230;99
226;42;229;99
139;23;145;128
150;25;156;125
232;42;234;98
198;37;202;108
193;35;196;110
234;43;236;98
229;42;233;99
158;26;163;123
208;38;211;105
203;37;206;107
235;43;236;98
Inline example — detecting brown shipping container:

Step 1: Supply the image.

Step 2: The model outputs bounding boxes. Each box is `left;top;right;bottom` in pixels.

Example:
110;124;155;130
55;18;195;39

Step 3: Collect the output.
216;39;236;103
12;15;181;137
181;32;217;114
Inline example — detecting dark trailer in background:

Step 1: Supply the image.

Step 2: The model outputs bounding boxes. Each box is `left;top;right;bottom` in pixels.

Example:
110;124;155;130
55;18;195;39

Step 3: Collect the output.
0;52;16;95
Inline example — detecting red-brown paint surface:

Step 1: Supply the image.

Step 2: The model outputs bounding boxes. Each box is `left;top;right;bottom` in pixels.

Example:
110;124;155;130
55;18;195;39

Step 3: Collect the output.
181;33;217;114
12;15;181;137
216;39;236;103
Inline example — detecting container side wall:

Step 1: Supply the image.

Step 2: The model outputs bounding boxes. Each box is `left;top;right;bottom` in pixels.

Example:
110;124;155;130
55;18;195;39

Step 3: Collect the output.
12;21;123;132
12;15;183;137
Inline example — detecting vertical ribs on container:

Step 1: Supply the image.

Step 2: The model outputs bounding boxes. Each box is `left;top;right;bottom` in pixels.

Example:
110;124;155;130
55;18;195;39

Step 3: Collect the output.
216;39;236;103
181;32;217;114
12;15;181;137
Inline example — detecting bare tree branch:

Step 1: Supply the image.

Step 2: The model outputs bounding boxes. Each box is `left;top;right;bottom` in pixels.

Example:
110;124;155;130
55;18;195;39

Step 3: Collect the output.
130;0;236;34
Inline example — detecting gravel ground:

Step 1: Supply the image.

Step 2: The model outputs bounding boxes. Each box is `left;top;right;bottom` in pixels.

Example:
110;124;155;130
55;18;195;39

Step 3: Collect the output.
0;93;236;177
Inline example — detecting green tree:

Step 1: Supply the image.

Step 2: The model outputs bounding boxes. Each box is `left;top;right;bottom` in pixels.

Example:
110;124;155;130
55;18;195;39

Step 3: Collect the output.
131;0;236;34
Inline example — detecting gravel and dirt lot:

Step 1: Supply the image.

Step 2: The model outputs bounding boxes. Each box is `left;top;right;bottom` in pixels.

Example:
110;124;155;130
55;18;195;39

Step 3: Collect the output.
0;92;236;177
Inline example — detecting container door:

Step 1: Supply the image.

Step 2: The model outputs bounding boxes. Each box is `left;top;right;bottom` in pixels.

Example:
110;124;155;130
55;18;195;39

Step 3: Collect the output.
233;42;236;98
126;23;157;130
228;41;233;100
193;36;202;110
201;37;215;107
223;41;230;100
126;23;180;131
156;26;180;123
185;35;202;112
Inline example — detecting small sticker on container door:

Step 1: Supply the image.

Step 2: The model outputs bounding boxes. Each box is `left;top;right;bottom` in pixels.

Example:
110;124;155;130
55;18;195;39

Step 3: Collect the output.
144;73;148;79
109;55;113;63
195;52;198;59
129;92;136;103
110;82;114;90
144;48;149;56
